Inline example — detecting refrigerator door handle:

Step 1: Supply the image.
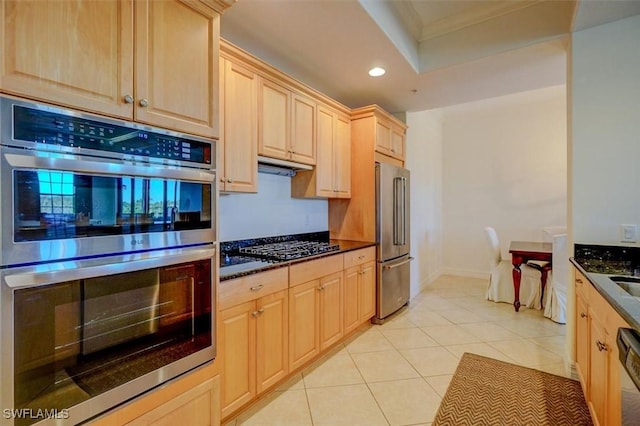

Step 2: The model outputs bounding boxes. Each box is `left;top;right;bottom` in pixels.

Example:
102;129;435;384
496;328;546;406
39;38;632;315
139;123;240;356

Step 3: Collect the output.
383;256;414;269
393;177;407;246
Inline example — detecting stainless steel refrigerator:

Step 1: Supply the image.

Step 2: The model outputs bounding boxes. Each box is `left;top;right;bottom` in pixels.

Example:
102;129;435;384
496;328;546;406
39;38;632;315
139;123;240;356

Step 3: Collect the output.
374;162;412;322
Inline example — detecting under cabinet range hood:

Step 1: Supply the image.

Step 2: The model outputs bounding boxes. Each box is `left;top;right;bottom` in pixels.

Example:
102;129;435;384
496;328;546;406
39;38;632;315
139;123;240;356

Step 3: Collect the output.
257;155;313;173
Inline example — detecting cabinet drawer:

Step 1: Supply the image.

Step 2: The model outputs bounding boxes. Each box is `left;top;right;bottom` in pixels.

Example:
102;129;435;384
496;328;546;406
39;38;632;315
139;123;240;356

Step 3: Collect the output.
575;270;589;301
290;254;343;287
343;247;375;269
219;268;288;310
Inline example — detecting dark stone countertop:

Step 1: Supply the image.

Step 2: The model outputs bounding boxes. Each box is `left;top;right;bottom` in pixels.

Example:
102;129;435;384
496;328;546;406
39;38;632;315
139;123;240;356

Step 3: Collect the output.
570;258;640;332
220;239;376;281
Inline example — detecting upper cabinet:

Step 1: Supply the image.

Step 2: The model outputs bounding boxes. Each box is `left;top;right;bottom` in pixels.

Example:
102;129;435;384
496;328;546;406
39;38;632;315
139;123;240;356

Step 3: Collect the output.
1;0;220;138
353;106;406;162
258;79;316;166
219;57;258;193
292;104;350;199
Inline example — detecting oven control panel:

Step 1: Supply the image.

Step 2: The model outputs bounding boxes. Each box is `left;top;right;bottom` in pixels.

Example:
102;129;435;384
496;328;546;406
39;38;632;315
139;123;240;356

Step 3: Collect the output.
9;104;212;167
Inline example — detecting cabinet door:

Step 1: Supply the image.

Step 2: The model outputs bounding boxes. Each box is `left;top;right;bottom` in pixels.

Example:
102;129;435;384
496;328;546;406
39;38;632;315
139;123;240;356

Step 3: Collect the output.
343;266;360;335
334;113;352;198
319;271;343;350
220;301;256;418
289;280;320;371
134;0;219;137
359;261;376;322
375;119;392;154
221;59;257;192
1;0;134;118
589;308;608;426
256;290;289;394
291;94;316;165
127;375;220;426
390;125;405;160
258;79;290;160
315;105;335;197
575;292;589;397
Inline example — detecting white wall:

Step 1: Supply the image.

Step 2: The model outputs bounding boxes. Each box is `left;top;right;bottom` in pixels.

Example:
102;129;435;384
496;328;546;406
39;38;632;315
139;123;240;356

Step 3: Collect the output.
571;14;640;246
405;109;444;297
219;173;328;241
441;85;568;277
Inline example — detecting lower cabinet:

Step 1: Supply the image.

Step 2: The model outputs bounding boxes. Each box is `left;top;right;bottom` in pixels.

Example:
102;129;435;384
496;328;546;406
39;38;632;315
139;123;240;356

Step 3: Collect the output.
219;269;289;418
573;267;630;426
344;247;376;335
126;375;221;426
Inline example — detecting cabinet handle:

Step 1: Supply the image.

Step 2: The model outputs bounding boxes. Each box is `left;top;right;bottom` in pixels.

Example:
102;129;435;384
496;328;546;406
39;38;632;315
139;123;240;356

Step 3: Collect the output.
358;255;365;259
227;178;234;183
576;279;583;284
251;308;264;318
580;312;587;318
317;285;325;291
220;177;226;183
123;94;134;104
139;98;149;108
250;284;263;292
596;340;608;352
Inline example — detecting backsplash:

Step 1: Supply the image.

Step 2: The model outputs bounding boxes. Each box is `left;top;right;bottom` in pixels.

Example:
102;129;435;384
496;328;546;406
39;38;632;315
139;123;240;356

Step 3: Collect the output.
218;172;328;241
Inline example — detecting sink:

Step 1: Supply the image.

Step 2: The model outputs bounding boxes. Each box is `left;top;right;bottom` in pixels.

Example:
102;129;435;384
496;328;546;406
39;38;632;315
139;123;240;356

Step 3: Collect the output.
610;276;640;298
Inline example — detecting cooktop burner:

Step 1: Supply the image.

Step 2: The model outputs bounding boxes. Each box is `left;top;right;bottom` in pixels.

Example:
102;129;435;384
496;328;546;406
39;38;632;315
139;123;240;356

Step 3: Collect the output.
239;240;340;261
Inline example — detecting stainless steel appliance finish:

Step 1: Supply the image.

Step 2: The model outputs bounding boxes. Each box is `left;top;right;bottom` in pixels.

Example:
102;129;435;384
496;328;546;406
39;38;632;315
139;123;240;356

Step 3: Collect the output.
0;96;216;267
617;328;640;425
0;96;218;425
374;162;412;322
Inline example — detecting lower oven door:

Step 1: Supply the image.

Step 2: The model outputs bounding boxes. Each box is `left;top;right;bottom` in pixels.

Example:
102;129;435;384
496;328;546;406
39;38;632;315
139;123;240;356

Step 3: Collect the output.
0;246;215;425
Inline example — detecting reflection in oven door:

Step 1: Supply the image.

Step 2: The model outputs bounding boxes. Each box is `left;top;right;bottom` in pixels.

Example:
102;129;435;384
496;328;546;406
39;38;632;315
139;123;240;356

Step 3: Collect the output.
4;249;215;425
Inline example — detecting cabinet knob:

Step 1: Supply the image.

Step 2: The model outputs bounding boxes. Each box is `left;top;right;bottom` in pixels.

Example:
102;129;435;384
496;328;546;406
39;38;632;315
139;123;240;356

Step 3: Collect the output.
576;279;583;284
580;312;587;318
317;285;325;291
227;178;233;183
139;98;149;108
123;94;134;104
220;177;226;183
251;308;264;318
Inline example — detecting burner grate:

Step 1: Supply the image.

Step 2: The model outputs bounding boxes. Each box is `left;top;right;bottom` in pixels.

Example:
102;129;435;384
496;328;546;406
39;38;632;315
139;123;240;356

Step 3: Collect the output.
239;241;340;261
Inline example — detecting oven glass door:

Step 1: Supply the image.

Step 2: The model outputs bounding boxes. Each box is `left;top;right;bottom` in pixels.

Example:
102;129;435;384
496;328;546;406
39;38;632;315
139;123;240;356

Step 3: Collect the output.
14;169;211;241
5;250;214;425
1;148;215;266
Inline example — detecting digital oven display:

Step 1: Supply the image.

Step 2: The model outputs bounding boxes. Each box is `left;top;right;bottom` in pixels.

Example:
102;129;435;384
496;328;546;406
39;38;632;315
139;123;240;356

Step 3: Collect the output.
12;106;212;165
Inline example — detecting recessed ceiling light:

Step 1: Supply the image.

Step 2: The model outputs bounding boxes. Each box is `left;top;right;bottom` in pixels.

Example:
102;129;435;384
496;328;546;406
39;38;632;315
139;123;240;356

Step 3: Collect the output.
368;67;386;77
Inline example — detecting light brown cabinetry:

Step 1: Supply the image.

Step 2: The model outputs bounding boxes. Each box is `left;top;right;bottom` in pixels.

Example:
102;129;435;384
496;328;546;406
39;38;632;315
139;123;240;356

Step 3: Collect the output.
343;247;376;335
219;269;288;418
258;80;316;165
219;57;258;192
573;267;630;426
126;375;220;426
289;254;344;370
1;0;220;138
90;363;221;426
366;108;406;161
292;104;351;198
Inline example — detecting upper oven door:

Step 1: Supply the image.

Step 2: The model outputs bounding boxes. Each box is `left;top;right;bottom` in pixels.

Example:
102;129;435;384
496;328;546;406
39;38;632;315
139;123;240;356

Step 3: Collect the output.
1;147;216;267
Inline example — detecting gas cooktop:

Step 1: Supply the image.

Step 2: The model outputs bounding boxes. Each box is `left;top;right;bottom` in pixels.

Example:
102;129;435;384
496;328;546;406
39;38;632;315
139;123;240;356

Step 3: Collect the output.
239;240;340;261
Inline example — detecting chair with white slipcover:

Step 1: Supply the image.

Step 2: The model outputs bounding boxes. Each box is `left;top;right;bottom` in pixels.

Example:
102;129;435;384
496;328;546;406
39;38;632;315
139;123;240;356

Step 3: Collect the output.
484;227;544;309
543;230;568;323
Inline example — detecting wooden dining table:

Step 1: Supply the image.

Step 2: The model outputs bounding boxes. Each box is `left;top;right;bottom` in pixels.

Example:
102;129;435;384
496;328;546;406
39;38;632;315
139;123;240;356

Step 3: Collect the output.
508;241;552;312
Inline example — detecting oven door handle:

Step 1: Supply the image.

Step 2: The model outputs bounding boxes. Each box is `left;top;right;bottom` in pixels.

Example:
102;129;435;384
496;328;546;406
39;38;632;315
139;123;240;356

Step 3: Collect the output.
3;152;215;183
3;247;216;289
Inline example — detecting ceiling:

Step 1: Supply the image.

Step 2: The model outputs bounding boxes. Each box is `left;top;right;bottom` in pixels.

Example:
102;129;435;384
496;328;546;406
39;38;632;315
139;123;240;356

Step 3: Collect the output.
220;0;640;114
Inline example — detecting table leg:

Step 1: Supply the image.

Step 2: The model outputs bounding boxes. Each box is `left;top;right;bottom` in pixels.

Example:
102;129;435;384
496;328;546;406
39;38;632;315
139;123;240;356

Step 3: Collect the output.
512;263;522;312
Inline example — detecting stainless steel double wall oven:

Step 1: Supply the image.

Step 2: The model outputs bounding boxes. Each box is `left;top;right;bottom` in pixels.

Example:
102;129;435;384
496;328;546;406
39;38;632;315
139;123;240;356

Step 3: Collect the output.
0;96;217;425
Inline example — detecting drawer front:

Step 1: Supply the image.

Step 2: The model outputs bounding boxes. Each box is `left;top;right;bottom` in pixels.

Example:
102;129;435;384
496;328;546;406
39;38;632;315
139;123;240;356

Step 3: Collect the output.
289;254;343;287
219;267;289;310
574;269;589;301
343;247;375;269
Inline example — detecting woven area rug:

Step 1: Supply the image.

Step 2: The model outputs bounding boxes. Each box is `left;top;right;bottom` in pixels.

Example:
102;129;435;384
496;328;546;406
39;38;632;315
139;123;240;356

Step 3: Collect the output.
433;353;593;426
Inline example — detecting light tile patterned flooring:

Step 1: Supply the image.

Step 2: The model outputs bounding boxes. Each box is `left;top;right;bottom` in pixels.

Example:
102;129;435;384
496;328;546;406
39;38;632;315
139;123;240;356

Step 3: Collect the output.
224;275;568;426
